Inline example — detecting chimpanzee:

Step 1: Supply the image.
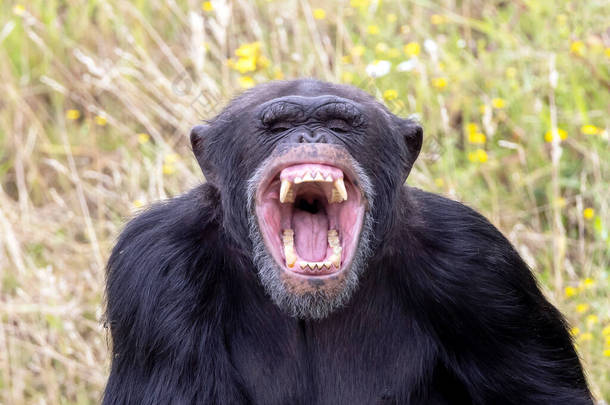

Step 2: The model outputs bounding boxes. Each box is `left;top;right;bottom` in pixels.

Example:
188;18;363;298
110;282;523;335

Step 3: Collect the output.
103;79;593;404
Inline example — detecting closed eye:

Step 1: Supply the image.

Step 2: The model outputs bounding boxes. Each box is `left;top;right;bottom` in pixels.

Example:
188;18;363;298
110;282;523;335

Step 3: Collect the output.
270;124;292;134
328;120;350;133
269;126;290;135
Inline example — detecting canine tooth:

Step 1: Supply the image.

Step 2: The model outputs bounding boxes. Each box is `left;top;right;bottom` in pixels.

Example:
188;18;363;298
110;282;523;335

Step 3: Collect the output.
325;175;333;182
330;253;341;268
282;230;296;267
302;172;314;182
328;232;340;248
314;172;325;182
285;250;297;267
294;176;303;184
329;189;343;204
280;180;292;203
334;178;347;201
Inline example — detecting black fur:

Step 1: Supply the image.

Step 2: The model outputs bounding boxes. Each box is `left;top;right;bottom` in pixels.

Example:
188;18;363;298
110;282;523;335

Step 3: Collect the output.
104;79;592;404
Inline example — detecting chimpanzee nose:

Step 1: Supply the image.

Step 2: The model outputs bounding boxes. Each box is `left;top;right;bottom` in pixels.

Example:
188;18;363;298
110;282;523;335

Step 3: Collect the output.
289;128;328;144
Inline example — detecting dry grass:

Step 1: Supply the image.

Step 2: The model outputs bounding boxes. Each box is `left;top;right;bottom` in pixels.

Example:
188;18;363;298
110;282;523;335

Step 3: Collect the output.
0;0;608;403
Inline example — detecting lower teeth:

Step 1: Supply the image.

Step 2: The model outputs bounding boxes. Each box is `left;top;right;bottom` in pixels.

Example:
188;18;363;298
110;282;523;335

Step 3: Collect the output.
282;229;342;271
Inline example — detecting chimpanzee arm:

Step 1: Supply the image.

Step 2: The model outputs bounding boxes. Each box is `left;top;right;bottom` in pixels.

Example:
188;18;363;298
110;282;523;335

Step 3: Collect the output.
103;184;249;405
400;189;593;405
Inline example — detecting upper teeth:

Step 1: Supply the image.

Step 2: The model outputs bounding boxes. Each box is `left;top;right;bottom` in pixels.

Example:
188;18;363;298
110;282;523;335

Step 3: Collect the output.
293;171;333;184
279;175;347;204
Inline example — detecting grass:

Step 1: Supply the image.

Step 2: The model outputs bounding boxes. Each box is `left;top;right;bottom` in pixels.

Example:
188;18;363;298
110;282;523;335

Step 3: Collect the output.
0;0;608;403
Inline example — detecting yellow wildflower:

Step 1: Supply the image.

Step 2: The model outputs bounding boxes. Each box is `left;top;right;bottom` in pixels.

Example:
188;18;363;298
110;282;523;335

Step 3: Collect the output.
350;0;370;9
367;25;380;35
234;57;257;74
602;325;610;336
351;45;365;57
387;14;397;23
137;133;150;144
430;14;447;25
341;72;354;83
505;67;517;79
238;76;255;89
383;89;398;101
569;327;580;336
468;149;488;163
583;208;595;220
273;67;284;80
257;55;271;69
576;303;589;313
468;132;486;144
586;314;599;328
133;199;145;208
66;109;81;120
164;153;179;164
235;42;261;59
564;286;577;298
432;77;448;89
387;48;401;58
581;125;601;135
434;178;445;188
162;164;176;175
479;104;489;115
341;55;351;64
375;43;389;54
202;1;213;12
491;98;506;109
13;4;25;15
605;48;610;58
544;128;567;142
582;278;595;289
466;123;479;134
94;115;107;126
577;332;593;342
313;8;326;20
570;41;585;56
400;26;410;35
404;42;421;57
604;349;610;357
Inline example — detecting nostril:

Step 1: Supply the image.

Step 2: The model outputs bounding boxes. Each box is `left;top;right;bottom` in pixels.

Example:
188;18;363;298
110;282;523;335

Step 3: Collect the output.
299;135;306;143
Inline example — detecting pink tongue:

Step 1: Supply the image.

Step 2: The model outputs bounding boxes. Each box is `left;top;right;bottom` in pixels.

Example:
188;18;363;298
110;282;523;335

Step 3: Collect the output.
293;210;328;261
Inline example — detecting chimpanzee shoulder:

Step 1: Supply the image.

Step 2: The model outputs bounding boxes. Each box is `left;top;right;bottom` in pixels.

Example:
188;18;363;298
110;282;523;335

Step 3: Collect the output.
104;184;253;404
389;187;591;404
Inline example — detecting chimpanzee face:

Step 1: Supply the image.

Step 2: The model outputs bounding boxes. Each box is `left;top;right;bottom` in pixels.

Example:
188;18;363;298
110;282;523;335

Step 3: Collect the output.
191;80;422;319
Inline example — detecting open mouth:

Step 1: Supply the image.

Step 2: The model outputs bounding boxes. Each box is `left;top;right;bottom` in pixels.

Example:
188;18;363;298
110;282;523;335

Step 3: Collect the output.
255;146;366;278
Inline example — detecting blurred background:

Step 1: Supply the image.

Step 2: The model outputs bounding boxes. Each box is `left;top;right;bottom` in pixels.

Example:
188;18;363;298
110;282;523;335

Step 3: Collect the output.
0;0;608;403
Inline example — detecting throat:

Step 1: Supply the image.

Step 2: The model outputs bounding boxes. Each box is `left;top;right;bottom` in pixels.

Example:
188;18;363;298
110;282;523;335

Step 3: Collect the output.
292;210;329;261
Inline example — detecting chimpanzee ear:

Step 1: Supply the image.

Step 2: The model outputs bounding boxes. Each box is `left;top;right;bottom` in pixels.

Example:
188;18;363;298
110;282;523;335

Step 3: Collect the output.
395;117;423;181
190;124;218;185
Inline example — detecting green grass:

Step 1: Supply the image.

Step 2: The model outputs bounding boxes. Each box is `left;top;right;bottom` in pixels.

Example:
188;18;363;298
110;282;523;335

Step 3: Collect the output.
0;0;608;403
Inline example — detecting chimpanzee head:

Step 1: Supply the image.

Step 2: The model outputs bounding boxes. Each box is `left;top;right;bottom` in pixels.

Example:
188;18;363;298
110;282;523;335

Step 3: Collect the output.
190;79;422;319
